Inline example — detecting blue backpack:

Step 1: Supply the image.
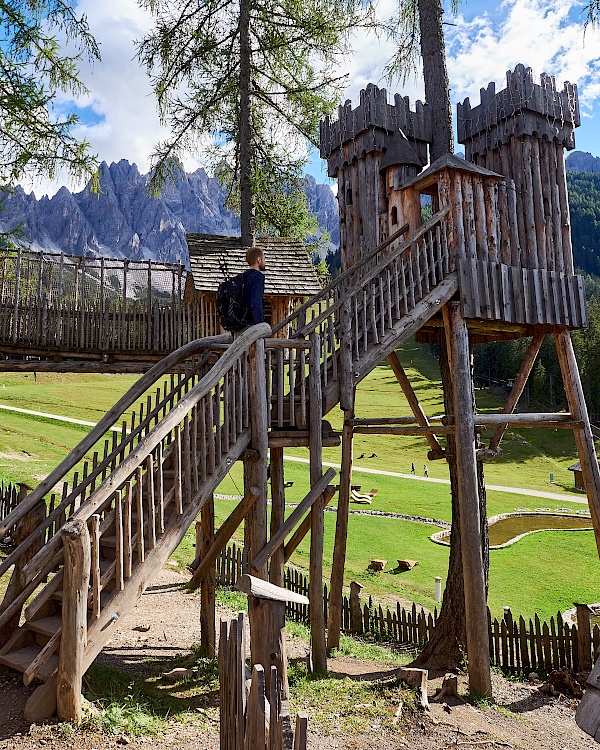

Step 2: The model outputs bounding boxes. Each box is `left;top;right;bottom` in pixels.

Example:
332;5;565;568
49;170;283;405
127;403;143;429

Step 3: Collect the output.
216;270;251;331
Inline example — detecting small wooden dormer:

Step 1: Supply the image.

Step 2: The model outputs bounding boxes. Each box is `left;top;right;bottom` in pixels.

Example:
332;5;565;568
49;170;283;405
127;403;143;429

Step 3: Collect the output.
185;234;322;335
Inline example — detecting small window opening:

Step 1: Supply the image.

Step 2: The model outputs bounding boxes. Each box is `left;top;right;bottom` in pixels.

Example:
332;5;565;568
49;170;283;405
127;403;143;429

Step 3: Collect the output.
346;188;353;205
391;206;398;226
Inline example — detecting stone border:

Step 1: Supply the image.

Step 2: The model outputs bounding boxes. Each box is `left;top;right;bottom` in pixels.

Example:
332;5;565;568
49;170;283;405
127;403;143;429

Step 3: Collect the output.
430;511;592;550
562;602;600;626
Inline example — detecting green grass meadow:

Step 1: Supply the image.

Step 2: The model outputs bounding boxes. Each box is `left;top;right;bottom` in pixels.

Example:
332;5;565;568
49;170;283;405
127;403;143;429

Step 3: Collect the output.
1;342;599;622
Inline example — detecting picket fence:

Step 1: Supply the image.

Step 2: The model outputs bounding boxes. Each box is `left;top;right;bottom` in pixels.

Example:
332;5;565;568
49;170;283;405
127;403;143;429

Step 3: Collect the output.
215;543;598;674
0;481;20;529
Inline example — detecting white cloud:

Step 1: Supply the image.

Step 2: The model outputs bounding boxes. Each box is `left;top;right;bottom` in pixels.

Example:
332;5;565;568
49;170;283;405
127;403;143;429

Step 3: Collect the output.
446;0;600;113
25;0;600;197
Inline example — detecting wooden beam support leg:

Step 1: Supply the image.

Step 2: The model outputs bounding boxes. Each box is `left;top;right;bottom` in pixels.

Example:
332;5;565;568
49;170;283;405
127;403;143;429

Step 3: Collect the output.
245;338;269;579
309;332;327;673
386;350;444;456
269;446;286;588
489;331;545;451
327;410;354;652
57;519;91;723
554;327;600;555
445;302;492;698
200;493;216;657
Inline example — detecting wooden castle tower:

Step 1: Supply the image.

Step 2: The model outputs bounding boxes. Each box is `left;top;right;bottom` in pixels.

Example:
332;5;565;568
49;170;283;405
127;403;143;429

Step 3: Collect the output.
1;64;600;721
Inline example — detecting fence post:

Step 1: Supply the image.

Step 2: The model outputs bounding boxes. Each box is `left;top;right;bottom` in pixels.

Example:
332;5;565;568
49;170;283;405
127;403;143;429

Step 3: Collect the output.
57;519;91;723
576;603;593;672
350;581;363;634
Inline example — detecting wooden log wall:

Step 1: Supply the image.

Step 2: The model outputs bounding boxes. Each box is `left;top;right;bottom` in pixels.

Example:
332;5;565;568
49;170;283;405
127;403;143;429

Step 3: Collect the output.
320;84;432;271
453;64;586;329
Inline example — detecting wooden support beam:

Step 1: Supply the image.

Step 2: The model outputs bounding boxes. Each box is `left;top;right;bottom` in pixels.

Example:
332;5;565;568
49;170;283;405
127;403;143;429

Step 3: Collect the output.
386;350;444;455
308;332;327;673
188;486;260;590
554;328;600;557
283;489;336;564
350;416;445;426
199;493;216;657
444;302;492;698
327;411;353;652
252;469;336;573
57;519;91;723
269;446;286;588
245;338;269;579
353;425;455;435
489;332;545;450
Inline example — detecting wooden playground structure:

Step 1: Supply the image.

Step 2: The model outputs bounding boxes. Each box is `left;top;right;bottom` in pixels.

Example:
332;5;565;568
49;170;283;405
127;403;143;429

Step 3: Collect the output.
1;64;600;737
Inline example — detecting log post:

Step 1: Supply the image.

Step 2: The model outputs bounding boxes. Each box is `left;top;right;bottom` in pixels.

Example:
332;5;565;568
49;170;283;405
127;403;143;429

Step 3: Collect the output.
554;328;600;555
349;581;363;634
269;446;286;588
327;409;354;651
338;298;354;412
235;574;308;705
245;337;269;578
57;519;91;723
576;603;593;673
308;332;327;673
0;491;45;649
199;493;216;657
444;302;492;698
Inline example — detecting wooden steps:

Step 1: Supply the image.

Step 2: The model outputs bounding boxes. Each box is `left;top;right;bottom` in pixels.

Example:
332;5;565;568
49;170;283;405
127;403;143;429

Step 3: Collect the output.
0;646;58;680
26;616;62;638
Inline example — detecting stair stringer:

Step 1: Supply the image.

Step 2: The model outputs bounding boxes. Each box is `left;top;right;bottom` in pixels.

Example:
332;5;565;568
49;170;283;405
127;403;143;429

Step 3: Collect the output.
81;428;251;673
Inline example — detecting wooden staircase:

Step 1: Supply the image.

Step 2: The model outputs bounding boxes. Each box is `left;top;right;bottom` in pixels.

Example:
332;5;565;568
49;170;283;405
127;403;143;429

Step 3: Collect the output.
0;207;455;719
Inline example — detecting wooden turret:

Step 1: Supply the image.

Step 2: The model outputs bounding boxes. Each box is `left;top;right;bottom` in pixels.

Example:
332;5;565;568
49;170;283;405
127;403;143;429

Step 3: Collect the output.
320;84;432;269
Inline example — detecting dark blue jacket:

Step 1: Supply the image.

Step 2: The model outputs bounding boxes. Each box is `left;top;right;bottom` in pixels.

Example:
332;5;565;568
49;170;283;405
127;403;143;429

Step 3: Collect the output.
243;270;265;324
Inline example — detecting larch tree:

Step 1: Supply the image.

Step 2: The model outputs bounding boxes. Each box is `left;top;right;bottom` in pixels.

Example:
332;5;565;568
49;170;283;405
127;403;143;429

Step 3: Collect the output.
0;0;100;186
137;0;369;246
387;0;490;669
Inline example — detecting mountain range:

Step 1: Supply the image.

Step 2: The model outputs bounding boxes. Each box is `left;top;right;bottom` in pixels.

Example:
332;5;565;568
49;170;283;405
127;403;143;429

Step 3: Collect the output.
1;150;597;265
0;160;340;264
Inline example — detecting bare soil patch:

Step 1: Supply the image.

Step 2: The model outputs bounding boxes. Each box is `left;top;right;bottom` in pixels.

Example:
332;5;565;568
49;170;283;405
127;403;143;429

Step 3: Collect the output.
0;566;593;749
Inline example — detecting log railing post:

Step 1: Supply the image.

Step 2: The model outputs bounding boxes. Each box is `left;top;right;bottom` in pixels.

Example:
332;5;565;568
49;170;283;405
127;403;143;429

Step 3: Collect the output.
444;302;492;698
269;446;286;588
244;336;268;579
308;332;327;673
57;518;91;723
199;493;216;657
327;410;354;651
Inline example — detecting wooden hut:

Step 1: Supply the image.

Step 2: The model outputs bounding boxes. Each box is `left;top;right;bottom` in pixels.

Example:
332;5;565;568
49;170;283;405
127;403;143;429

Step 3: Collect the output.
185;234;322;335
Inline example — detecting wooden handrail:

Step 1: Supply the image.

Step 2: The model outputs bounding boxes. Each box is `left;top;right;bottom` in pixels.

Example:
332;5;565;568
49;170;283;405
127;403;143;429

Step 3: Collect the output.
22;323;271;582
270;210;448;337
294;208;451;338
0;332;233;540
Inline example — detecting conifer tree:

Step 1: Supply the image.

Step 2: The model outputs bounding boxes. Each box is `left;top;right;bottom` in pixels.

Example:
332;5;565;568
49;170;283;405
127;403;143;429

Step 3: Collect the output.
137;0;368;245
0;0;99;186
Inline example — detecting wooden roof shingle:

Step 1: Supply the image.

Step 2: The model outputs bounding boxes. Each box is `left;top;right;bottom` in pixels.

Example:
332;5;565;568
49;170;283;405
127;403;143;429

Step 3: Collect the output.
186;234;322;296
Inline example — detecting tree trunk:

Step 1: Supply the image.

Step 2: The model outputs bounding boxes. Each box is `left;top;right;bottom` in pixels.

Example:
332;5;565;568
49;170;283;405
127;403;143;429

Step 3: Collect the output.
239;0;255;246
417;0;453;161
414;332;489;670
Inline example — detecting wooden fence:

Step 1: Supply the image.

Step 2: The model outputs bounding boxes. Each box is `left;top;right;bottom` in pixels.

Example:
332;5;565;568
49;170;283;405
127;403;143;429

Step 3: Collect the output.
215;543;596;674
0;480;20;529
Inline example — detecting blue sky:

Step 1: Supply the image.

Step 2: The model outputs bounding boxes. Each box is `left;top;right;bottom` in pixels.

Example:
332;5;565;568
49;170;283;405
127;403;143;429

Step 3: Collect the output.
31;0;600;195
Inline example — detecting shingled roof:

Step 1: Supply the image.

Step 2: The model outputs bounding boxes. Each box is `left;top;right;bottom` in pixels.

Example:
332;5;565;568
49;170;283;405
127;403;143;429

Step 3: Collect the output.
186;234;322;296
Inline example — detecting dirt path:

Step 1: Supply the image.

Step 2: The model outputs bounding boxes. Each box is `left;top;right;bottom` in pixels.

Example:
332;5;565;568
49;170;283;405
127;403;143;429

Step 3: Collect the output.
0;566;594;750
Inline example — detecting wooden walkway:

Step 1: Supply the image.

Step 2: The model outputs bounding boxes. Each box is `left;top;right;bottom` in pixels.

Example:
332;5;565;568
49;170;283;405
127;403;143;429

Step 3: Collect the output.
0;249;204;370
